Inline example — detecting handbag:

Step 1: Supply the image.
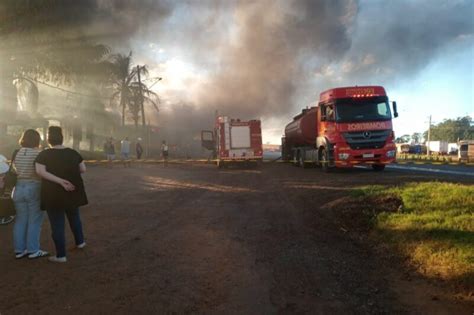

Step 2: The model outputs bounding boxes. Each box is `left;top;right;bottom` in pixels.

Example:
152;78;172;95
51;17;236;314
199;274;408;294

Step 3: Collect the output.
4;150;18;190
0;149;19;217
0;195;16;216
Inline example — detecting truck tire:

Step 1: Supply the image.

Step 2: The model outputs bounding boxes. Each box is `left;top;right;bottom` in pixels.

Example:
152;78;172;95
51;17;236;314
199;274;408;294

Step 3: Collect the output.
320;148;330;172
293;150;299;166
372;164;385;171
298;150;306;168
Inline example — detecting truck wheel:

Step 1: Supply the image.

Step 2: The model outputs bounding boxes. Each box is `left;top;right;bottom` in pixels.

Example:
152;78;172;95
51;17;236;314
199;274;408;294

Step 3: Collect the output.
320;148;330;172
293;151;299;166
372;164;385;171
298;151;306;168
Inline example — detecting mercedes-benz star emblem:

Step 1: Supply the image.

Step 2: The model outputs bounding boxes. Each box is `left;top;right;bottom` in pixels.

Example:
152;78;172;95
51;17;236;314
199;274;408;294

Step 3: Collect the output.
363;131;371;139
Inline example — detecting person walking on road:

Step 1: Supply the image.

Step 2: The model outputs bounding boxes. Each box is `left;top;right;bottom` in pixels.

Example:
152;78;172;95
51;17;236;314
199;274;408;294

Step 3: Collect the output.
161;140;169;167
12;129;49;259
35;126;88;263
136;138;144;160
121;137;131;167
103;138;116;167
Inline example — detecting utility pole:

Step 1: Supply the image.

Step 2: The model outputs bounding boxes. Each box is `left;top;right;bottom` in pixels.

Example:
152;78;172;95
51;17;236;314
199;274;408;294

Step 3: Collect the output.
146;120;151;158
136;65;146;127
427;115;432;156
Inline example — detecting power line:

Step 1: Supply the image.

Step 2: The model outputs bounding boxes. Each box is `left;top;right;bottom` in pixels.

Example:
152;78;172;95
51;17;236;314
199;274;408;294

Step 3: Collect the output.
20;75;163;99
148;77;162;89
19;76;109;100
142;76;163;82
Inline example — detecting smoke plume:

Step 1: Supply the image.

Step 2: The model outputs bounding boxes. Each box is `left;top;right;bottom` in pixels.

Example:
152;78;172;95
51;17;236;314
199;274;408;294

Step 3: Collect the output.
2;0;472;147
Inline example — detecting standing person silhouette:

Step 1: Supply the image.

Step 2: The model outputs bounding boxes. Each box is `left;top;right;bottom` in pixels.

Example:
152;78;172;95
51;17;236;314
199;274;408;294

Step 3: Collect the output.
12;130;49;259
136;138;144;160
103;137;116;167
120;137;131;167
35;126;88;263
161;140;169;167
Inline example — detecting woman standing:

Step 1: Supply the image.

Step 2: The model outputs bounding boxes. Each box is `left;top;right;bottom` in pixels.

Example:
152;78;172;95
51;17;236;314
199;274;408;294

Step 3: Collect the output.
12;129;49;259
35;126;88;263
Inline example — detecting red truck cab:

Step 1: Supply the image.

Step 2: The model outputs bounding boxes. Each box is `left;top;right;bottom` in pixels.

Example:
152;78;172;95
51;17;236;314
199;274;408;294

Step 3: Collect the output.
282;86;398;171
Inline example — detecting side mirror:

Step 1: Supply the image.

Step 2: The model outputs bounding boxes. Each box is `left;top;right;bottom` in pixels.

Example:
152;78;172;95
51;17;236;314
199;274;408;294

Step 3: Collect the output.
392;101;399;118
201;130;215;151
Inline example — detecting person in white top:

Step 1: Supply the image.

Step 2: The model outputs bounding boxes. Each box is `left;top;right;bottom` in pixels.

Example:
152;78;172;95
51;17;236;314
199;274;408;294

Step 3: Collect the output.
121;137;131;167
121;137;131;158
12;129;49;259
161;140;169;167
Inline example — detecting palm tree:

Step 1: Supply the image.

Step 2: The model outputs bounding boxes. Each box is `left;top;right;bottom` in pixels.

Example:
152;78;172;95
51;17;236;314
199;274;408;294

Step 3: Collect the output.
127;81;160;127
109;52;159;127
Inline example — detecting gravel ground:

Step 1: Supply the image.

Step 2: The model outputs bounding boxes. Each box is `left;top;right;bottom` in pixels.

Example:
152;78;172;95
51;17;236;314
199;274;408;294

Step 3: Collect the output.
0;163;472;314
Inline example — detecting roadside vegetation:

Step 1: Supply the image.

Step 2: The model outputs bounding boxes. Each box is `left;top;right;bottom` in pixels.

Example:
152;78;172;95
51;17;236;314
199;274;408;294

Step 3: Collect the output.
354;182;474;290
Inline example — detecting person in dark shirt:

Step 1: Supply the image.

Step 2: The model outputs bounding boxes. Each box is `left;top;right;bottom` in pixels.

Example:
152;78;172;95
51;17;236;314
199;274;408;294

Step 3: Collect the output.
136;138;144;160
103;138;116;160
35;126;88;263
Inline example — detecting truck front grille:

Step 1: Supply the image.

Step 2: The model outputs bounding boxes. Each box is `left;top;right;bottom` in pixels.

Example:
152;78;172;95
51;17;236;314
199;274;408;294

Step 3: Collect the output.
342;130;390;150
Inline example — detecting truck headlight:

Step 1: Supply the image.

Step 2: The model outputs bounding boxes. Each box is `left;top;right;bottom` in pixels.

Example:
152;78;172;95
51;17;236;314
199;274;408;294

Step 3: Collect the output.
338;153;350;160
386;150;396;158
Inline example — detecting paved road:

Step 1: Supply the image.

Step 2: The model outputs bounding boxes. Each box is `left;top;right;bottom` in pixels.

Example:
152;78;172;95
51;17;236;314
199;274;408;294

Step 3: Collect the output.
1;163;472;314
387;163;474;178
264;151;474;180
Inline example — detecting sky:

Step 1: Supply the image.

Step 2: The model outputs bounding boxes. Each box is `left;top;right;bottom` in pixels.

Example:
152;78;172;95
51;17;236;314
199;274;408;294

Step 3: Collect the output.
122;0;473;144
3;0;472;145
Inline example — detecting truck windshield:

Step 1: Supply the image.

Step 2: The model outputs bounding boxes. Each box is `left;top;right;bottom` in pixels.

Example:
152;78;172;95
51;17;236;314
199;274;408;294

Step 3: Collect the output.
336;99;392;122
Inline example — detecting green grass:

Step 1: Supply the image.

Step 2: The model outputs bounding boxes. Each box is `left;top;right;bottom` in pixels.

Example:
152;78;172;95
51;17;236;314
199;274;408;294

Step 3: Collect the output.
356;182;474;287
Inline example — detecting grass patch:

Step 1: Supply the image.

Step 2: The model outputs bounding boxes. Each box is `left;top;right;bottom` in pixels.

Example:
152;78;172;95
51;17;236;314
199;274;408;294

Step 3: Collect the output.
356;182;474;289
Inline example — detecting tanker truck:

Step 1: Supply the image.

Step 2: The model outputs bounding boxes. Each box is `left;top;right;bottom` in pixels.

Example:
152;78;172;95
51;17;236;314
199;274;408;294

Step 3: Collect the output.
282;86;398;171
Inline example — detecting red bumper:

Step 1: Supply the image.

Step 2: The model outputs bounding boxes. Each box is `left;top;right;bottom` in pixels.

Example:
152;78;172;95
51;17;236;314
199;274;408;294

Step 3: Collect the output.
333;145;396;168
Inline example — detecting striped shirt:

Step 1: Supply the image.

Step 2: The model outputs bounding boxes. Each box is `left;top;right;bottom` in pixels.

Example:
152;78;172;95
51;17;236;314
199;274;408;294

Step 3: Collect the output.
14;147;40;181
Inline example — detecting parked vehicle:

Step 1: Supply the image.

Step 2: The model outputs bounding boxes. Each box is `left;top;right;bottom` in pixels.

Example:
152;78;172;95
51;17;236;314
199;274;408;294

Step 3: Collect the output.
396;143;410;154
281;86;398;171
426;141;448;155
408;144;427;155
448;143;458;155
458;140;474;162
202;116;263;167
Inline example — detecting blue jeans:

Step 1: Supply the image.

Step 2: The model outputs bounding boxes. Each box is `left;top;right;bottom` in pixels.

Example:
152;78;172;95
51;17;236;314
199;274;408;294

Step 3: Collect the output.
47;208;84;258
12;181;44;253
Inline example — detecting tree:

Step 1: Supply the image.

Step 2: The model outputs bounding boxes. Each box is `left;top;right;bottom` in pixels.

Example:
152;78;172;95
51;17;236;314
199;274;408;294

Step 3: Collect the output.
0;1;111;135
109;53;159;127
423;116;473;143
411;132;422;144
395;134;411;143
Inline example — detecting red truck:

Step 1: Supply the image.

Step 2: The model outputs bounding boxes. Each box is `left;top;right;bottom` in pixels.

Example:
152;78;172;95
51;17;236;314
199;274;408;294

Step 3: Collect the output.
282;86;398;171
202;116;263;167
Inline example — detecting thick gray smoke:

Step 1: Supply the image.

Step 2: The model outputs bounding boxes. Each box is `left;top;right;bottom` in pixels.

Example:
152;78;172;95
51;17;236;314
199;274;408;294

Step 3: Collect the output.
149;0;473;122
0;0;173;40
194;0;356;119
320;0;474;86
2;0;472;148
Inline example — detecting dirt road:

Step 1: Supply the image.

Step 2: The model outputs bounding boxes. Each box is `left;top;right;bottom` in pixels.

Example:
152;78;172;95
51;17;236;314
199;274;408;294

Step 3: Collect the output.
0;163;472;314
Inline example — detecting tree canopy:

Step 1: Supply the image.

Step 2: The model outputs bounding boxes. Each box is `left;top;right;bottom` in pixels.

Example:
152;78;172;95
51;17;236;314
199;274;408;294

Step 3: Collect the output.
424;116;474;142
